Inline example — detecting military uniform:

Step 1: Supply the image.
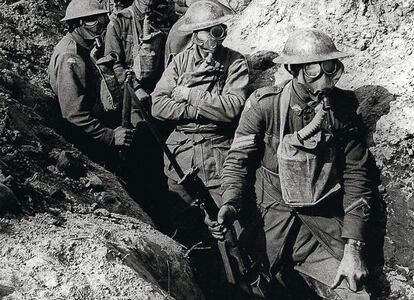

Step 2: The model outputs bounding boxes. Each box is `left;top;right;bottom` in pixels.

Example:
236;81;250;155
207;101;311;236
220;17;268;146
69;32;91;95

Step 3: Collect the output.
221;79;377;299
103;2;174;231
48;31;118;163
152;45;249;203
152;43;248;300
104;3;167;92
164;0;234;67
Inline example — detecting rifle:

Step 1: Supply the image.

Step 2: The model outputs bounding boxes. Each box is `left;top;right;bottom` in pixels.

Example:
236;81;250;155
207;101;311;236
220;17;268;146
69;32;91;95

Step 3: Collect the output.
118;71;133;163
124;78;270;298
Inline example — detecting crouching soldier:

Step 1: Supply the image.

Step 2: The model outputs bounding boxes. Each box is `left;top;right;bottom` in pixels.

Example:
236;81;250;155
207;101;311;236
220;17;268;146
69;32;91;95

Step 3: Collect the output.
151;0;248;297
214;29;382;299
48;0;133;165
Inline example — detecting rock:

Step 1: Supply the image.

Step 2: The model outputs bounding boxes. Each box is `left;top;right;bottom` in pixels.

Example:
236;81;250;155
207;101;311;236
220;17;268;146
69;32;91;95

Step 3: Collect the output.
245;51;281;93
0;183;19;215
84;172;104;191
355;85;395;146
56;151;86;179
93;208;111;218
0;1;203;298
246;50;278;71
0;284;14;298
0;213;204;300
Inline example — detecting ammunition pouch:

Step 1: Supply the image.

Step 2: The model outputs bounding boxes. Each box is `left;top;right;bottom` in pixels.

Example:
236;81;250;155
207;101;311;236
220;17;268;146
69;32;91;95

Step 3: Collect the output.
132;31;164;81
93;52;123;112
130;7;165;81
277;82;341;207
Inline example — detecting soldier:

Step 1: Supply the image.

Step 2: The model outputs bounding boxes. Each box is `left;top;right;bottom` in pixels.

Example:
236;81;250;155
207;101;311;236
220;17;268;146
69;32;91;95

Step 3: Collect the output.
151;0;248;297
103;0;175;231
212;29;381;299
164;0;233;66
104;0;174;112
48;0;133;165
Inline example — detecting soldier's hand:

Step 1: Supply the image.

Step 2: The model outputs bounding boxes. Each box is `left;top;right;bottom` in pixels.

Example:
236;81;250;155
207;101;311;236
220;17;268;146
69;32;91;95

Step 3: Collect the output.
113;126;134;147
205;204;238;240
331;240;368;292
172;85;190;103
204;215;226;240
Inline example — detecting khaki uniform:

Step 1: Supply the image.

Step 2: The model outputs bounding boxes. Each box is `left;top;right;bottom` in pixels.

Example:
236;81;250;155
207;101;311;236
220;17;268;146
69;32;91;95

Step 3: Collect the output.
104;4;167;92
152;45;249;198
48;31;119;165
152;44;249;300
103;3;174;230
221;80;382;299
49;32;115;145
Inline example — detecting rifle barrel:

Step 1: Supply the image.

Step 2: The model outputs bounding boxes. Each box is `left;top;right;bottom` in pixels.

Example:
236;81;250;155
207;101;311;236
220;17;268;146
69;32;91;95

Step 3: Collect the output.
126;84;185;178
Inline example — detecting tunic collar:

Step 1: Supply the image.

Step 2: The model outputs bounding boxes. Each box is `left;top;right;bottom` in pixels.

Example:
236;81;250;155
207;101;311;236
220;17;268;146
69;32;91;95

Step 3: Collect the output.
70;30;93;51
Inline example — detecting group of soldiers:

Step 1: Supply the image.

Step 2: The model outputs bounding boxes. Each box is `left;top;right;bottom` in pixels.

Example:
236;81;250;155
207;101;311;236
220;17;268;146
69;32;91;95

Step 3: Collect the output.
48;0;385;299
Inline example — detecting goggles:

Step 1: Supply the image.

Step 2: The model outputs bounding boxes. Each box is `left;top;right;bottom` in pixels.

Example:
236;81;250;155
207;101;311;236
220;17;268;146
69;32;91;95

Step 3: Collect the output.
81;14;108;28
193;25;227;53
195;25;227;41
303;60;341;78
209;25;227;39
83;19;99;27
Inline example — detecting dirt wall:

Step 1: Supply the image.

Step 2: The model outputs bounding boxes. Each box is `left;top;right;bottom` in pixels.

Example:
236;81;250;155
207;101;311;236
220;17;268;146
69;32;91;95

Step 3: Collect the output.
0;1;204;299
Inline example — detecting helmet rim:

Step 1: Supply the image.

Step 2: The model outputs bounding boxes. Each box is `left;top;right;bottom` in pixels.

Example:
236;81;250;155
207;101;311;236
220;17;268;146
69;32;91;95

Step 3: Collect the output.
61;9;109;22
273;51;352;65
273;29;354;65
61;0;109;22
178;0;234;33
179;14;233;32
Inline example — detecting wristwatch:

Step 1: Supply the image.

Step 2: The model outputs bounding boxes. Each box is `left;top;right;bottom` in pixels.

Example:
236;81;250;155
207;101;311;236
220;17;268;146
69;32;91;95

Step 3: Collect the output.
347;239;366;251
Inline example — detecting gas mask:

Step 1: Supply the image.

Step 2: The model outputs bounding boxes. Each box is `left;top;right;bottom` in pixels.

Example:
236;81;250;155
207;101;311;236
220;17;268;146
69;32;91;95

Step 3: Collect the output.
135;0;156;13
79;14;109;41
192;24;227;53
297;59;344;97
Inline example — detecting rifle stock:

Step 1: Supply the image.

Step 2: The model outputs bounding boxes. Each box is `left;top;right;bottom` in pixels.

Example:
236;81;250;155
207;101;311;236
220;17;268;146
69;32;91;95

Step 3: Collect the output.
125;81;270;298
122;72;133;130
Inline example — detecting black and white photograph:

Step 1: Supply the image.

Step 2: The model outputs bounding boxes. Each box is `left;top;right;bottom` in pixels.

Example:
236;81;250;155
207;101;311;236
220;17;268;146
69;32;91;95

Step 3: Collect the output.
0;0;412;299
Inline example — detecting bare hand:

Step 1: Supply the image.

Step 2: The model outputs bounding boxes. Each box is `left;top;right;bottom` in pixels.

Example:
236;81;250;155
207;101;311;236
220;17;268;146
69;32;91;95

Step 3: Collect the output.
113;126;134;147
331;241;368;292
205;204;238;240
172;85;190;102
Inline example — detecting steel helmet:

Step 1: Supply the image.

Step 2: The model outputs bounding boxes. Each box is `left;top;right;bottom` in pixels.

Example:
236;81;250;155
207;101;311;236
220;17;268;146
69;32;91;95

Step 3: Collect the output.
61;0;109;22
273;29;352;64
179;0;234;32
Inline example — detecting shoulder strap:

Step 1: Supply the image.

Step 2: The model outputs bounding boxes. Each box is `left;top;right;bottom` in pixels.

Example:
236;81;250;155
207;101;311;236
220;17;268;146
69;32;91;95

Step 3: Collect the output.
279;81;292;141
128;7;142;56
